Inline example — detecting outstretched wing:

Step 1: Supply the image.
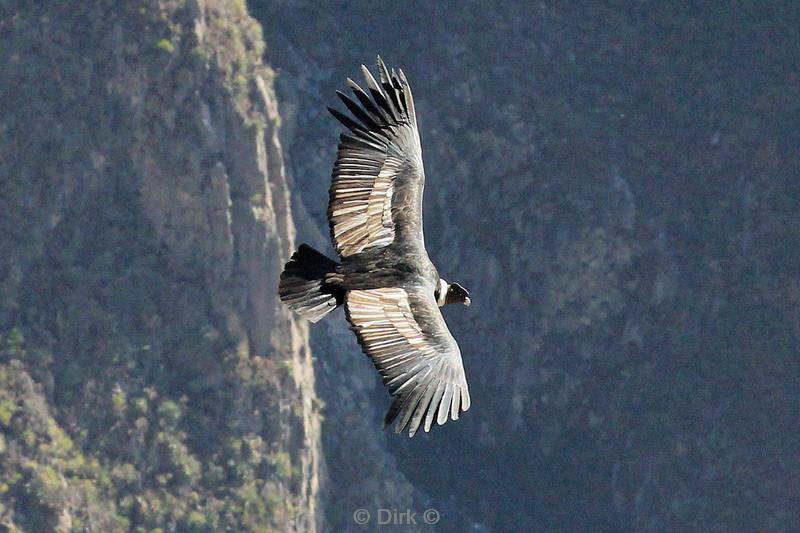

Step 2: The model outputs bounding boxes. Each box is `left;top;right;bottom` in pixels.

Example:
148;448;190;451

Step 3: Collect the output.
345;286;470;437
327;57;424;257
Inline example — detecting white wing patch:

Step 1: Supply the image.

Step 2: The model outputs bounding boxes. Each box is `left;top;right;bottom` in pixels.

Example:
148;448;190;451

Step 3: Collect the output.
346;287;471;436
348;288;435;352
330;154;402;256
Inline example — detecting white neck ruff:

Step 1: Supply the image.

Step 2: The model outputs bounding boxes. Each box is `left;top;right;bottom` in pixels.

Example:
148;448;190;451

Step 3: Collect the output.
436;278;448;306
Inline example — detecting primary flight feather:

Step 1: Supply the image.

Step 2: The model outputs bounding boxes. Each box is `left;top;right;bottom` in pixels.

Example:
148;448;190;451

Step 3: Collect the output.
279;56;471;437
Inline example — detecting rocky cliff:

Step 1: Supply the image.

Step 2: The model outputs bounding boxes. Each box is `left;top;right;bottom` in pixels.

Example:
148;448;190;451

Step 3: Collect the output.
255;1;799;531
1;1;318;530
2;1;798;532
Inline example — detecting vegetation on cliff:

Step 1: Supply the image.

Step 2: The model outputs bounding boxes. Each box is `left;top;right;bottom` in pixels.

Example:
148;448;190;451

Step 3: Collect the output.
1;1;318;531
2;1;797;531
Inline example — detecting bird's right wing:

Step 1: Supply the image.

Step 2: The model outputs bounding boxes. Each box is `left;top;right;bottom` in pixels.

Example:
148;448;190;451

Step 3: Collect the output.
327;57;425;257
345;286;470;437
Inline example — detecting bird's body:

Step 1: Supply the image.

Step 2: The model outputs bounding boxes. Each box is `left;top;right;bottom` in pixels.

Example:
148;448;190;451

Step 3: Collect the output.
338;246;439;292
279;57;471;437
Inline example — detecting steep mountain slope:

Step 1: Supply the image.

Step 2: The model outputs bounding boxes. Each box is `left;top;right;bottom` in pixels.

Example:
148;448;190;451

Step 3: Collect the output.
254;1;800;530
1;1;318;530
2;1;798;531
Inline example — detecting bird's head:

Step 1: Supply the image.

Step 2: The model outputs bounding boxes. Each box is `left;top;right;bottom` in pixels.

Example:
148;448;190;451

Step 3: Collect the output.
436;279;471;307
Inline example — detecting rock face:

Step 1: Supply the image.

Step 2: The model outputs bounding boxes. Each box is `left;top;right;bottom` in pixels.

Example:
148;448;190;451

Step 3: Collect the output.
1;1;318;531
252;1;800;531
2;1;799;532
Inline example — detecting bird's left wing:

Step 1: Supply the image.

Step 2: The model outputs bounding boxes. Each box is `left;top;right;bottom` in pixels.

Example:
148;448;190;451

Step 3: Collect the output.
327;57;424;257
345;286;470;437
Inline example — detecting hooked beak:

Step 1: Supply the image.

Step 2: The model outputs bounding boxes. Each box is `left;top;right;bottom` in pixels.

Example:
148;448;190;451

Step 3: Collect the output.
464;297;471;307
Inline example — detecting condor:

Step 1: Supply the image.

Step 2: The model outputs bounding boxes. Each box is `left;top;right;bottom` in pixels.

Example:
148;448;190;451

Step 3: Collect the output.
279;57;471;437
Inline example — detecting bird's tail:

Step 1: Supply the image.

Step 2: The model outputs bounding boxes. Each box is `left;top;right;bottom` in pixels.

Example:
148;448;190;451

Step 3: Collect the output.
279;244;343;323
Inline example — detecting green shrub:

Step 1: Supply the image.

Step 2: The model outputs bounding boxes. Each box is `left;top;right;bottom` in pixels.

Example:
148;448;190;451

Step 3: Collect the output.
156;39;175;54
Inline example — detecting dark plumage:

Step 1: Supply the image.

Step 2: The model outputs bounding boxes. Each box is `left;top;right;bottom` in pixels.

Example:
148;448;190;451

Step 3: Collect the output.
279;57;471;437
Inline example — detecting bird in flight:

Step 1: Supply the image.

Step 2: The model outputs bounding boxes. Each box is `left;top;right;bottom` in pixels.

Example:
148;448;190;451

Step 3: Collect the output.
279;57;471;437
